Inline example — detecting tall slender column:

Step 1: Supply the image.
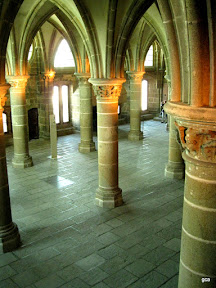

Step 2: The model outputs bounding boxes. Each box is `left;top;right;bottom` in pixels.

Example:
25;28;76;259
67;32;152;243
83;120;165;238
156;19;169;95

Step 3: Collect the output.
7;76;33;168
176;121;216;288
0;84;21;252
89;78;125;208
164;116;184;179
40;71;55;139
126;71;144;141
74;73;95;153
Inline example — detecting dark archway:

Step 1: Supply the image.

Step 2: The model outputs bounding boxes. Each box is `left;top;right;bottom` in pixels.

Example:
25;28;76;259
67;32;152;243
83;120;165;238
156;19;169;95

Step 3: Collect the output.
28;108;39;140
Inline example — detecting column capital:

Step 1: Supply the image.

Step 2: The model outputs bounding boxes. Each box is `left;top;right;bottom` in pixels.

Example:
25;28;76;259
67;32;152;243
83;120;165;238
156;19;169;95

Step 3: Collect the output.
43;70;55;81
175;119;216;163
126;71;145;81
6;75;29;88
89;78;126;100
0;83;10;110
74;73;91;85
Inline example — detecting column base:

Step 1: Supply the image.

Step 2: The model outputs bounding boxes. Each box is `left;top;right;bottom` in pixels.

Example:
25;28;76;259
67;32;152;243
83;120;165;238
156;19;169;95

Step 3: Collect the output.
12;155;33;168
128;131;143;141
95;187;123;208
78;142;96;153
0;223;21;253
165;161;185;179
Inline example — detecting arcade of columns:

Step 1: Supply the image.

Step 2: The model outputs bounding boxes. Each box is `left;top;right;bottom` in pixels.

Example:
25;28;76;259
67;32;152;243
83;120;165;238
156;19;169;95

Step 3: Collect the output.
0;0;216;287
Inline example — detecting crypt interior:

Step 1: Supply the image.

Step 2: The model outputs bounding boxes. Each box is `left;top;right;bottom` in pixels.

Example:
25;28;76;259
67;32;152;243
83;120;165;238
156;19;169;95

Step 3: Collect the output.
0;0;216;287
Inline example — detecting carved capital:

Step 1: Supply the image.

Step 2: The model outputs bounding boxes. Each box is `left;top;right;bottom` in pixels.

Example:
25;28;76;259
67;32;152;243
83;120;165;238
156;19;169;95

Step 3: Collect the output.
175;121;216;163
89;78;126;101
126;71;144;82
93;85;122;100
74;73;90;85
7;76;29;89
0;83;10;110
44;70;55;82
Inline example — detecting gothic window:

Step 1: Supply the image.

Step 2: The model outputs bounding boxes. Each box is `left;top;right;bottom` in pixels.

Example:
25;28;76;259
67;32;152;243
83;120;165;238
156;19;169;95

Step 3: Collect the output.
142;80;148;111
53;85;70;124
54;39;75;68
3;113;7;133
144;45;153;67
28;44;33;61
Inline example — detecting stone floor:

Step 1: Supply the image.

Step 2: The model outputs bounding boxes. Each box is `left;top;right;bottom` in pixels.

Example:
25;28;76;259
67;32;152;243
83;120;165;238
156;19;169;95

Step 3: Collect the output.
0;120;184;288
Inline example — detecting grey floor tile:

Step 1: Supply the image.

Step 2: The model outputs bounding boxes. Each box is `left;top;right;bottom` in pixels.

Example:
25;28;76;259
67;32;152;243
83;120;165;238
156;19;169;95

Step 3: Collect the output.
0;265;17;281
75;254;105;271
155;259;179;278
125;259;155;277
139;271;168;287
103;269;138;288
59;278;90;288
163;238;181;252
78;267;109;286
0;279;19;288
34;274;65;288
0;253;17;268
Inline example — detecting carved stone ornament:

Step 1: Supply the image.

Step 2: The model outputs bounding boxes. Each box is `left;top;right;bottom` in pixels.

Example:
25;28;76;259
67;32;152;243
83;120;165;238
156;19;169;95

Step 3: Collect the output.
74;73;90;86
93;85;122;100
0;84;10;110
126;71;144;81
175;122;216;163
7;76;29;89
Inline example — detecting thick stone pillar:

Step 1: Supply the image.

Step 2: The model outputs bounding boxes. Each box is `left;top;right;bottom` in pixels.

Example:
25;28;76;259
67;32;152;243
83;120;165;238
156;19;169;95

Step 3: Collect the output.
176;121;216;288
126;71;144;141
0;84;21;252
164;116;184;179
74;73;95;153
7;76;33;168
89;78;125;208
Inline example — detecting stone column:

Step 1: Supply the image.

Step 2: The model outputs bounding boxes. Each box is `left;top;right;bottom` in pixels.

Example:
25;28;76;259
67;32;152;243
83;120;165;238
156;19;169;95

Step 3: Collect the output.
7;76;33;168
89;78;125;208
176;121;216;288
164;116;184;179
126;71;144;141
74;73;95;153
40;71;55;139
0;83;21;252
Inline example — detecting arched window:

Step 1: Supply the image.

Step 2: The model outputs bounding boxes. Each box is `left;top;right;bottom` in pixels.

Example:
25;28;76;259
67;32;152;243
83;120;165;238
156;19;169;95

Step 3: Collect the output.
28;44;33;61
54;39;75;68
144;45;153;67
53;85;70;124
142;80;148;111
3;113;7;133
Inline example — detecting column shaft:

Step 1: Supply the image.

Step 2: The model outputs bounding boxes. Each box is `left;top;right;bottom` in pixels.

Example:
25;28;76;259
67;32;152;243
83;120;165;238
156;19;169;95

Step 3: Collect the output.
89;78;125;208
75;73;95;153
7;76;33;168
175;123;216;288
127;71;144;141
0;84;20;252
165;116;184;179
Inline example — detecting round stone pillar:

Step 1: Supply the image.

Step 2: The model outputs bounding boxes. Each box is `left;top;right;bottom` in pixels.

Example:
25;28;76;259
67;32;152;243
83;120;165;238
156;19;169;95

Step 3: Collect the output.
0;84;21;252
74;73;95;153
40;71;55;139
176;121;216;288
126;71;144;141
164;116;184;179
89;78;125;208
7;76;33;168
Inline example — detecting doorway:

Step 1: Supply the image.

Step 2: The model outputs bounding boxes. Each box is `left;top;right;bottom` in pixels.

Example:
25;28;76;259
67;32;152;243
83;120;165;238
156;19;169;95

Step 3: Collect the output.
28;108;39;140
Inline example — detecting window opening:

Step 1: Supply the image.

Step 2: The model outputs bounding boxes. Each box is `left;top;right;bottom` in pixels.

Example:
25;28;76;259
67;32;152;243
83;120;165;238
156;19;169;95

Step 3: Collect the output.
54;39;75;68
144;45;153;67
28;44;33;61
53;86;60;124
142;80;148;111
62;85;69;123
3;113;7;133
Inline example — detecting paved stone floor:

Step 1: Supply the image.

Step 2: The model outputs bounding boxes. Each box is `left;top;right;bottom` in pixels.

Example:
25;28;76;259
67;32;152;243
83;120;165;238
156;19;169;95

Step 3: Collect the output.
0;120;184;288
